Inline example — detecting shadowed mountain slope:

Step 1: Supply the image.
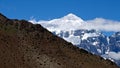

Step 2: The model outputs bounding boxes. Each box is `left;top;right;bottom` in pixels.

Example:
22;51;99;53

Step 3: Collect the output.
0;13;119;68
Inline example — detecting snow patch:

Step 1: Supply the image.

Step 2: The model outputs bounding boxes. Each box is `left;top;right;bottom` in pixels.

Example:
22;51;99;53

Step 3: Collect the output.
108;52;120;60
93;41;99;45
107;37;110;44
63;35;81;45
82;33;99;40
97;49;102;53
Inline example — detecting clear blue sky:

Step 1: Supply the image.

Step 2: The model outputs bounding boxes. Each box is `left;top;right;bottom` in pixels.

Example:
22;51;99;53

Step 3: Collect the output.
0;0;120;21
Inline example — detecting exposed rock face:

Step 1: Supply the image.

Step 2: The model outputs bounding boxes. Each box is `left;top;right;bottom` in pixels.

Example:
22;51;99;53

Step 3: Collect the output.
0;13;119;68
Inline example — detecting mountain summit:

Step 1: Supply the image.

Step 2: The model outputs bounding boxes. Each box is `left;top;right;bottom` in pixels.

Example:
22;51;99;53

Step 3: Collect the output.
62;13;84;22
38;13;85;32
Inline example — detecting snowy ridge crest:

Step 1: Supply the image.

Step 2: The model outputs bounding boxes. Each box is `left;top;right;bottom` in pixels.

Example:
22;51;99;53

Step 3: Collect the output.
30;13;120;32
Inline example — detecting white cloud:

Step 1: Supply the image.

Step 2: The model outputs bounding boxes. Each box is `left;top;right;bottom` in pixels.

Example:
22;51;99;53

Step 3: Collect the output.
85;18;120;32
108;52;120;60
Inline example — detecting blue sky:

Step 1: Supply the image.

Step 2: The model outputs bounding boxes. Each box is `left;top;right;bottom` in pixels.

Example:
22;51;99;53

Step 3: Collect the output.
0;0;120;21
1;0;120;36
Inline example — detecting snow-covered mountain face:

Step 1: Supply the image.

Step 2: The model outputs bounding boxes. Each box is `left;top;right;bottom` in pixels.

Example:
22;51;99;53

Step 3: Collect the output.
30;13;120;66
109;32;120;52
39;13;85;32
52;29;108;55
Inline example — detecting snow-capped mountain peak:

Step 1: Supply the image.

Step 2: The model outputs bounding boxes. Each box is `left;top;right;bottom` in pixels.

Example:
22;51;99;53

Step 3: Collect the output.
62;13;84;22
38;13;85;32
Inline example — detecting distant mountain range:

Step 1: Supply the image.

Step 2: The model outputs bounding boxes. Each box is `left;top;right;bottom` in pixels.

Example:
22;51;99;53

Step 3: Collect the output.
30;13;120;66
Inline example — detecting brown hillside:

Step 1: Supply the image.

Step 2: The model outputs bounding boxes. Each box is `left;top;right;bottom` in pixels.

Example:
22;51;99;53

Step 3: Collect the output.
0;13;119;68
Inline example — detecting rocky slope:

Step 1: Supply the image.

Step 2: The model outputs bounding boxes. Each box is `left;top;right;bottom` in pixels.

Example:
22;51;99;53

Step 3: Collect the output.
0;13;119;68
